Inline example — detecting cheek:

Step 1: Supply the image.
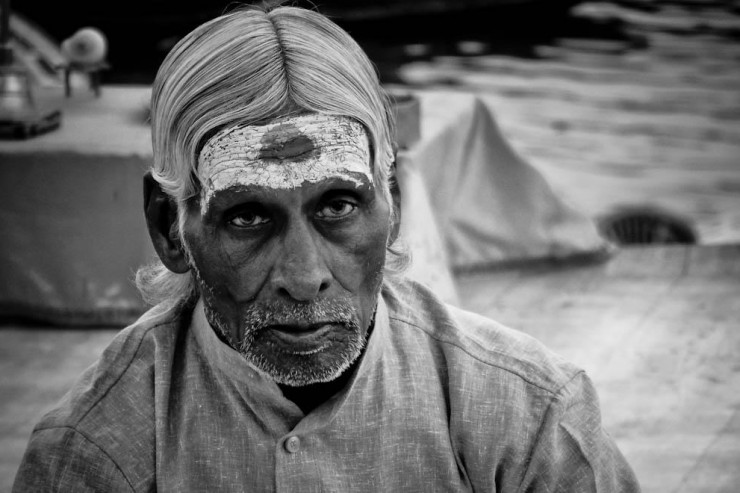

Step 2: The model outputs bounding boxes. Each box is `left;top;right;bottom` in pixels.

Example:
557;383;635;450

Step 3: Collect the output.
330;214;390;296
184;226;270;300
341;223;389;330
358;232;389;285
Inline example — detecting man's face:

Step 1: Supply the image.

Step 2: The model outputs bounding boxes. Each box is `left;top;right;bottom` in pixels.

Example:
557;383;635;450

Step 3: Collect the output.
180;114;391;386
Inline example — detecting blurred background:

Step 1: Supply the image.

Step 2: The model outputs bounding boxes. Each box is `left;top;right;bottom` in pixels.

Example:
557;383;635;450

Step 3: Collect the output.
2;1;740;492
9;0;740;243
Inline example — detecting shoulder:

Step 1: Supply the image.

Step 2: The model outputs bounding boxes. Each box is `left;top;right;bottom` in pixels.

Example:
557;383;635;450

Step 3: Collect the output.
19;302;193;489
382;276;581;396
39;302;190;430
380;278;640;491
13;426;137;491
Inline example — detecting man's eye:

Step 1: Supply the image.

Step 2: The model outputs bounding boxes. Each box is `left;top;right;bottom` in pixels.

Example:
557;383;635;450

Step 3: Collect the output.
228;211;270;228
317;199;357;219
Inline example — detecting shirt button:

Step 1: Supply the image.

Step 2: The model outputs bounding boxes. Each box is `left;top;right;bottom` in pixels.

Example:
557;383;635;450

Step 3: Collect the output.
284;436;301;453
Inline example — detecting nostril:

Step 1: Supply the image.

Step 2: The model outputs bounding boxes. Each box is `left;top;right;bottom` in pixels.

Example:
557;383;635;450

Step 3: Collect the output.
273;270;331;302
277;286;293;299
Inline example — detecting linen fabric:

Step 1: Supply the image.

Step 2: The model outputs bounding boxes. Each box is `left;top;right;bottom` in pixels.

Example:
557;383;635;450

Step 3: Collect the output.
13;277;640;492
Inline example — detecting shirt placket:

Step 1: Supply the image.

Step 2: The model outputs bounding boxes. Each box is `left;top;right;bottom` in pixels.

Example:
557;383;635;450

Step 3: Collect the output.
275;432;322;493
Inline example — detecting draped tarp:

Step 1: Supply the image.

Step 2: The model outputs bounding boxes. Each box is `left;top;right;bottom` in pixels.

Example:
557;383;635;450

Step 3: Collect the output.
0;152;153;325
402;91;609;272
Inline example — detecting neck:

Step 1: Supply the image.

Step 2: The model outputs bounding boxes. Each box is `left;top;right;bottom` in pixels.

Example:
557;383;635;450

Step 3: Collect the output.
278;364;356;414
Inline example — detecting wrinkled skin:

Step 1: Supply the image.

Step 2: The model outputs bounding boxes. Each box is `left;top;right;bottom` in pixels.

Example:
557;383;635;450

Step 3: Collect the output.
180;172;392;386
144;117;395;394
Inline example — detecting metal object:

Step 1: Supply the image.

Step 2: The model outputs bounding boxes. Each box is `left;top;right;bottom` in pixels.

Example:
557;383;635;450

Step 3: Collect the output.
599;207;697;246
0;0;62;139
0;67;61;138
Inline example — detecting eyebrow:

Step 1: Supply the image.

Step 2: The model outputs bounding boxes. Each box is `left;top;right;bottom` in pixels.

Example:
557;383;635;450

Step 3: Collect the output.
204;175;375;209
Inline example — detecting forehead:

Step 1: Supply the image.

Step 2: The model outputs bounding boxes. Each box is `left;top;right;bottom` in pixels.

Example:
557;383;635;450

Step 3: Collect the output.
197;114;373;211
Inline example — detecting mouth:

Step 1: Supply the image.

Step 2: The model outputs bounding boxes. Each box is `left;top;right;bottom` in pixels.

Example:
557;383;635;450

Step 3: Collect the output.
265;322;340;354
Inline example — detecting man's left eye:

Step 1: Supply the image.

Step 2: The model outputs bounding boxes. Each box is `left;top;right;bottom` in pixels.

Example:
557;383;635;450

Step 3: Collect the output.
316;199;357;219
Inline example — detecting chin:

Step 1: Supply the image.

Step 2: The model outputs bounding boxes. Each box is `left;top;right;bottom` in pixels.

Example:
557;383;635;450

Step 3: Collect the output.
238;327;367;387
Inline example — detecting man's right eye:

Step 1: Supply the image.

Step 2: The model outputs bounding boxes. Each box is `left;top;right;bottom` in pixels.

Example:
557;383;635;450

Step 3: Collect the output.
228;210;270;228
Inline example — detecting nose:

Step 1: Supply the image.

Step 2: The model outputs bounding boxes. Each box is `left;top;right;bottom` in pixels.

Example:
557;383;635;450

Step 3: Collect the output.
271;220;332;301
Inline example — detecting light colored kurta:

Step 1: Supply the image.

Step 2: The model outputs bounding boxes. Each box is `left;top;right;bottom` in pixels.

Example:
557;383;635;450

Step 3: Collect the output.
13;277;639;492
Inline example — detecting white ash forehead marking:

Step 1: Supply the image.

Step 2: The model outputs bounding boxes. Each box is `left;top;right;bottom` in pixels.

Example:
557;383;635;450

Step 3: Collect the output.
198;114;372;214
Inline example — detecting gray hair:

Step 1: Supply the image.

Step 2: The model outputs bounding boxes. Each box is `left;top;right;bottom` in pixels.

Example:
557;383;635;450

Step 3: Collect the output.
136;5;404;308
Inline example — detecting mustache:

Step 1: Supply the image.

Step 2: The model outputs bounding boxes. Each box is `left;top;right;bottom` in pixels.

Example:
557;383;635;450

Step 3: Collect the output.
241;298;360;330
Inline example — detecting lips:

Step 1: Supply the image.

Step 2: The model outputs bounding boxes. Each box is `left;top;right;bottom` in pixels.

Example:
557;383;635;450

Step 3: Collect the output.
265;322;339;354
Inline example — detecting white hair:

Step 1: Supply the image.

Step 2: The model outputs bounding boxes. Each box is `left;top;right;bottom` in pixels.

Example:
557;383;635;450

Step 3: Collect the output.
136;5;405;308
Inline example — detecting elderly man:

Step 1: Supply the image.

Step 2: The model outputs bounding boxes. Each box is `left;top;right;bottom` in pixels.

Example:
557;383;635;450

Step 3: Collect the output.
14;5;640;492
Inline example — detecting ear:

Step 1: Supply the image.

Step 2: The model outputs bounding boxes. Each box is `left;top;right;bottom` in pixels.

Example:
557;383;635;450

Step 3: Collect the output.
143;172;190;274
388;159;402;246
